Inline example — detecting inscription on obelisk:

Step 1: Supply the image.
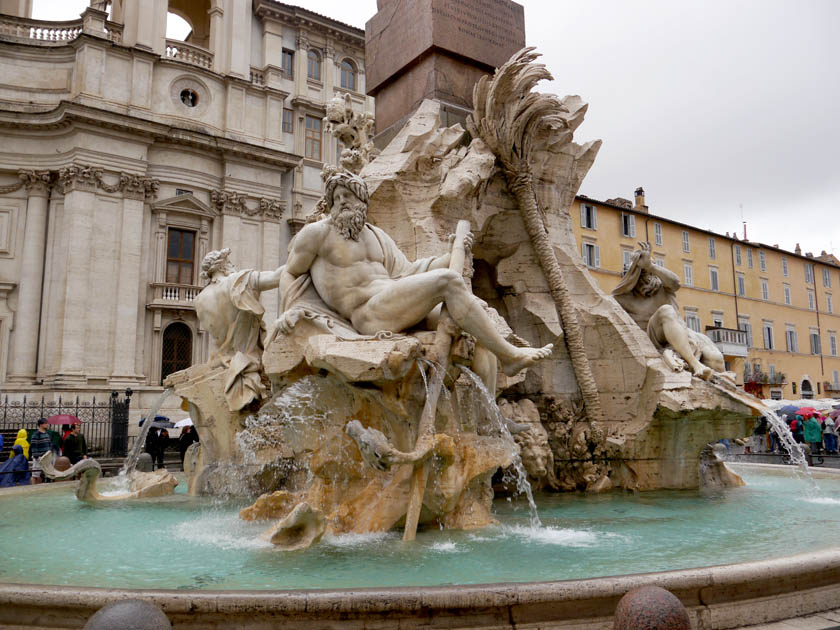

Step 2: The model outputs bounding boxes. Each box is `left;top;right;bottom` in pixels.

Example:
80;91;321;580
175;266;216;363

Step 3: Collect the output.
366;0;525;144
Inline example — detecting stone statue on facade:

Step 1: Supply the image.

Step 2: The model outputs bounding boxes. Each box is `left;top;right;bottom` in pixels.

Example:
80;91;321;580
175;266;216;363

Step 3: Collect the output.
275;170;553;376
193;248;284;411
612;242;730;382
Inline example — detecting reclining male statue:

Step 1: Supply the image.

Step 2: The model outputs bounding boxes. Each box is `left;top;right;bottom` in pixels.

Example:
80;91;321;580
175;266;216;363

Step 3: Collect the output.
274;171;553;378
612;242;729;382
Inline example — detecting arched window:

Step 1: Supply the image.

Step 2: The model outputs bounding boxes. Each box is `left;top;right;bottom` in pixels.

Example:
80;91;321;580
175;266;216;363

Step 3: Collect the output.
161;323;192;383
801;379;814;399
340;59;356;91
307;49;321;81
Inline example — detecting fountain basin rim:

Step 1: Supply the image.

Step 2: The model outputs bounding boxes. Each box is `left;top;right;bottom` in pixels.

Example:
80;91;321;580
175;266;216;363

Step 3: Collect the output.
2;548;840;628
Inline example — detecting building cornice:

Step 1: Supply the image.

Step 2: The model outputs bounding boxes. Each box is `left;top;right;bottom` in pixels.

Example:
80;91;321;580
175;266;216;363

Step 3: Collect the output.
254;0;365;46
576;193;840;270
0;101;302;170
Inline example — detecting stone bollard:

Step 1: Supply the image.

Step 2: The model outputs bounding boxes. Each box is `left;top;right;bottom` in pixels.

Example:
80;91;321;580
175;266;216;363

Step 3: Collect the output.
136;452;154;472
613;585;690;630
84;599;171;630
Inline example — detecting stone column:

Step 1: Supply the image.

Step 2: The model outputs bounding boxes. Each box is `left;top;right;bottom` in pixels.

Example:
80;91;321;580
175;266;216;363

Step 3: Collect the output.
121;0;166;54
111;177;157;383
324;42;335;95
52;166;99;385
0;0;32;18
208;1;224;71
294;32;308;97
7;171;51;383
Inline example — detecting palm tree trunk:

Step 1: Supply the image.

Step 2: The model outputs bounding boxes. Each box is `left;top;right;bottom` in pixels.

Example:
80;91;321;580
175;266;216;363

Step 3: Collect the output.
505;169;604;424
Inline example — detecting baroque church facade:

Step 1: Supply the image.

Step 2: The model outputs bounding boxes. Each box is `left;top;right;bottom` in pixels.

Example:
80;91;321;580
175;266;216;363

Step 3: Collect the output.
0;0;372;412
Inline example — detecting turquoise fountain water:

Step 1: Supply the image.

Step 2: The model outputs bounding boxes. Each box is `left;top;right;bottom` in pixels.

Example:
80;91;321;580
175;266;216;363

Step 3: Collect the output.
2;465;839;591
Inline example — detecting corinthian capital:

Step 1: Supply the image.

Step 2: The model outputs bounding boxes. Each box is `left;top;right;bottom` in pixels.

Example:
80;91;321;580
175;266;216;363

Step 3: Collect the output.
211;190;247;215
59;164;101;192
259;197;286;220
120;173;160;200
18;170;52;196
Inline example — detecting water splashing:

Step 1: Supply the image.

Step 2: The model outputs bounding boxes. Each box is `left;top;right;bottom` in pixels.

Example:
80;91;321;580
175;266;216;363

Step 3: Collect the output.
762;407;818;492
119;388;173;477
458;366;541;528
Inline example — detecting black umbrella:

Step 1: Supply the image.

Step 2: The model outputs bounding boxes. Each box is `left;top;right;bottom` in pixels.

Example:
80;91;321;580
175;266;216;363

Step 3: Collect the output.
777;405;799;418
139;415;174;428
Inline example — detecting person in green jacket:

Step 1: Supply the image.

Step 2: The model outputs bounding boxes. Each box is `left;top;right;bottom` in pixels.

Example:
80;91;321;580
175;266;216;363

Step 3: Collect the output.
803;414;823;455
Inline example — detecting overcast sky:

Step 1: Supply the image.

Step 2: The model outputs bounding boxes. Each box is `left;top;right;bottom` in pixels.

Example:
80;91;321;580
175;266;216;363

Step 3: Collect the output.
32;0;839;257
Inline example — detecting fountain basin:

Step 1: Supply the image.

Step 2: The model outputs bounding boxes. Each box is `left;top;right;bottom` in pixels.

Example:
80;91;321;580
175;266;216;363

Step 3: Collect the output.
1;464;839;628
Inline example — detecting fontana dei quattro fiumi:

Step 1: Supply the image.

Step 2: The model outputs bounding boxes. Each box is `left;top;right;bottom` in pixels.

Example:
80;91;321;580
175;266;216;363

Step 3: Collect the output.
1;1;840;629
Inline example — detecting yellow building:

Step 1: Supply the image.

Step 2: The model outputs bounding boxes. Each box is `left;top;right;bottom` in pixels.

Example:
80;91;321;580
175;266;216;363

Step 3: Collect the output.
572;188;840;400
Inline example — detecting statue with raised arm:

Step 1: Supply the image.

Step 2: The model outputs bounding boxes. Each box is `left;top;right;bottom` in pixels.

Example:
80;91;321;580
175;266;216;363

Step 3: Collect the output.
276;171;553;376
612;242;727;381
193;248;284;411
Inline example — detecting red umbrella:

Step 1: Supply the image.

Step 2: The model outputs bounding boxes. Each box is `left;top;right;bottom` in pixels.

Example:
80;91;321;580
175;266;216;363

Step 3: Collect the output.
46;414;81;425
796;407;817;418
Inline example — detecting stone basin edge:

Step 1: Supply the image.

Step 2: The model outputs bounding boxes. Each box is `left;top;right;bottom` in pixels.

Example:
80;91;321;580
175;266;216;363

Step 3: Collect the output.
1;548;839;629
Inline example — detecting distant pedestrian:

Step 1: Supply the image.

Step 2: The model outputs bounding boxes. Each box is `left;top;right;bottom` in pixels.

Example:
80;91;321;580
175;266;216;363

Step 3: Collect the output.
11;429;29;459
62;424;87;465
804;415;823;455
178;426;199;467
29;418;58;483
145;427;164;470
157;428;169;469
0;445;31;487
824;416;838;454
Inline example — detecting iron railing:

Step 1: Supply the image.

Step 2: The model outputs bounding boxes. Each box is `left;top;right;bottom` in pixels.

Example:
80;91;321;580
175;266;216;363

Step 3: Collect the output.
0;390;132;460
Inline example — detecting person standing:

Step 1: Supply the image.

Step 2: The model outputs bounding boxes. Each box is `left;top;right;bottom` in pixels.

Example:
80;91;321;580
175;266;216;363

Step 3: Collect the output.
62;423;87;465
29;418;57;483
0;445;31;487
11;429;29;459
803;414;823;455
824;415;838;455
178;425;199;467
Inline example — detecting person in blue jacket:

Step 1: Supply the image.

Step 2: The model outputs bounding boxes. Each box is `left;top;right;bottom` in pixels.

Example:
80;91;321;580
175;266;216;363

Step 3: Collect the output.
0;445;31;487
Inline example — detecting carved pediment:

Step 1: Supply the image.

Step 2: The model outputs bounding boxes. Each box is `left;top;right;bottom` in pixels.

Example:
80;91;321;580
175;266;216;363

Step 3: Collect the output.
151;194;216;218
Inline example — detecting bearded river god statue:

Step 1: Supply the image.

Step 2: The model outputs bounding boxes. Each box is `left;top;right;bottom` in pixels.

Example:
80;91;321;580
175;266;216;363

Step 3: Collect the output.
163;48;760;548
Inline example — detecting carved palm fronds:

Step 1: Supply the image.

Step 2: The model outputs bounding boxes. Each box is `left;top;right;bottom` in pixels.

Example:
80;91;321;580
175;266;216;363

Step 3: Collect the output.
467;47;604;425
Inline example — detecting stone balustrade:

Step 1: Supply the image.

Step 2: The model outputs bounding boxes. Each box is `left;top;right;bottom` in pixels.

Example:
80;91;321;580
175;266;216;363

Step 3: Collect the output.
0;14;123;45
152;282;202;305
164;39;213;70
250;68;265;85
0;15;82;43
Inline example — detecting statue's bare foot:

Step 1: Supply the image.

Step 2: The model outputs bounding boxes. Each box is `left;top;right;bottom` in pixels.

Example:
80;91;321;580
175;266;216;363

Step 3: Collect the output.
501;344;553;376
692;365;714;381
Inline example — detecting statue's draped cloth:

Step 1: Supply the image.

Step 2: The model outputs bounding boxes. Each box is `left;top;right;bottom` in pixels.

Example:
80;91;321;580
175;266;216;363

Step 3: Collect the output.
219;269;267;411
280;224;436;339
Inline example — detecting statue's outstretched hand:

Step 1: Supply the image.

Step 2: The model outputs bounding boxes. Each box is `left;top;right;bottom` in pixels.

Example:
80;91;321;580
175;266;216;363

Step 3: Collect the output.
637;241;652;269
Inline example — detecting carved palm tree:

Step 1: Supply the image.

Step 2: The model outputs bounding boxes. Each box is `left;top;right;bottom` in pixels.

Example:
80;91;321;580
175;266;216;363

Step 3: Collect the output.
467;47;603;424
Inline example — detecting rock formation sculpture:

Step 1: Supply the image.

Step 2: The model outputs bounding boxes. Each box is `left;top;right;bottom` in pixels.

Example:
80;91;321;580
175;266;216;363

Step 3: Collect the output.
698;443;746;490
160;46;761;549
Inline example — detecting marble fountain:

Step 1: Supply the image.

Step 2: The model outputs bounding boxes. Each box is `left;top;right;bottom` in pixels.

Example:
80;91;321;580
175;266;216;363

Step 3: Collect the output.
3;50;840;629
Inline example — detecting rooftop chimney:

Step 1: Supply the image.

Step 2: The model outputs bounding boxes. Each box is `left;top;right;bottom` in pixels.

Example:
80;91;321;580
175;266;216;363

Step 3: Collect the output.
795;243;802;255
634;187;647;213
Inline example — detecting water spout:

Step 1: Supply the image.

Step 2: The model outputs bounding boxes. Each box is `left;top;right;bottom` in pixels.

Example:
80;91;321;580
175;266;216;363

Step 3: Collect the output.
459;367;542;528
120;388;174;478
